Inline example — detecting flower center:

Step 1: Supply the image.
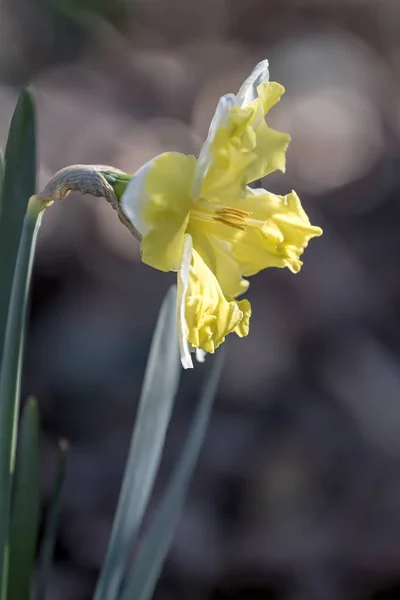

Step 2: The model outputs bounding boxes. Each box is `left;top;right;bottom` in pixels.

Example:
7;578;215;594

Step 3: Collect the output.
189;200;251;231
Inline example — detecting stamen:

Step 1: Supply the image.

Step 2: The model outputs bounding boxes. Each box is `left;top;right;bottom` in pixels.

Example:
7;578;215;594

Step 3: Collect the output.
215;207;251;229
190;200;254;231
214;217;246;231
218;207;251;218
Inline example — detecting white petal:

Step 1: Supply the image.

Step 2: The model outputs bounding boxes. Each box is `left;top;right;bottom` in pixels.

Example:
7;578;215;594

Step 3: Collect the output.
120;153;166;236
177;234;193;369
195;348;207;363
193;93;237;199
236;59;270;108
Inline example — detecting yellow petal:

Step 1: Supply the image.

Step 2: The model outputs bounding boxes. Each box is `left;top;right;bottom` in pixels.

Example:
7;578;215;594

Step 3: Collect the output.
199;82;290;199
234;299;251;337
253;82;285;116
140;152;197;272
200;105;257;201
246;82;290;182
194;61;272;197
178;236;251;359
194;93;237;199
232;188;323;276
247;121;290;183
186;224;249;300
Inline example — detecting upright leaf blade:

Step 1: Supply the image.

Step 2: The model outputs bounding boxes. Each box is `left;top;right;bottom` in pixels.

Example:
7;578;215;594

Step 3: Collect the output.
120;350;225;600
0;198;44;599
33;439;68;600
0;150;4;212
8;397;40;600
0;91;37;597
0;88;36;365
94;286;181;600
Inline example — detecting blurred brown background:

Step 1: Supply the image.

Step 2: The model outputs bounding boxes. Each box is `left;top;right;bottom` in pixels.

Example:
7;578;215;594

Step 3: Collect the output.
2;0;400;598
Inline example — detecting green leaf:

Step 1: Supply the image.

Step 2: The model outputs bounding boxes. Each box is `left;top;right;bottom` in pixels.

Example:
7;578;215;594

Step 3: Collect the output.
0;90;38;598
33;439;68;600
7;397;40;600
120;349;224;600
0;150;4;211
0;197;44;599
0;88;36;365
94;286;181;600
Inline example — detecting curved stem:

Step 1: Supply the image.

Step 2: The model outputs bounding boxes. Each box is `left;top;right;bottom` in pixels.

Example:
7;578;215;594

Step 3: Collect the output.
36;165;141;241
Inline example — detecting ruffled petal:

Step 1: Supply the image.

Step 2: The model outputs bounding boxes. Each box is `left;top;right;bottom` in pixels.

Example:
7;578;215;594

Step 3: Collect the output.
250;81;285;116
234;299;251;337
246;82;290;182
195;60;271;200
187;223;249;300
199;82;290;198
194;61;272;197
200;105;257;200
180;244;251;357
231;188;323;275
247;120;290;182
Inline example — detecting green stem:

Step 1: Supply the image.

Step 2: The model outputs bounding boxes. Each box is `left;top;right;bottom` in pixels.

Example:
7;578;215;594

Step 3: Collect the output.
0;195;46;599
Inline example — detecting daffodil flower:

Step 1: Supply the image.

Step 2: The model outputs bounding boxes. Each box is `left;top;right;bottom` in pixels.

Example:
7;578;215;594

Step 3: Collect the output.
120;60;322;368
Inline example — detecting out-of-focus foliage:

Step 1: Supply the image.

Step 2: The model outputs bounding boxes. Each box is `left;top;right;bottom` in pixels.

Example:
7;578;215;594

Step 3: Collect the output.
120;349;224;600
0;152;4;208
0;0;129;83
94;286;180;600
8;398;40;600
33;439;68;600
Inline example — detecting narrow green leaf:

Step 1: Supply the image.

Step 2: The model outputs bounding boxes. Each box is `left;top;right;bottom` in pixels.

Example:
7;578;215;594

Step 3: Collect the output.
120;350;225;600
94;286;181;600
0;197;45;599
0;150;4;212
8;397;40;600
33;439;68;600
0;88;36;365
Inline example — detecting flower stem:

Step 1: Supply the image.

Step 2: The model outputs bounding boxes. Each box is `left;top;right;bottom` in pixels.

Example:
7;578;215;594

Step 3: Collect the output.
36;164;141;240
0;195;45;600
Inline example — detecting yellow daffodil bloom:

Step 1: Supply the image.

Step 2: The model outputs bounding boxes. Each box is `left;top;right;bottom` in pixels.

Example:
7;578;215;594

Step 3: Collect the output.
121;59;322;368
